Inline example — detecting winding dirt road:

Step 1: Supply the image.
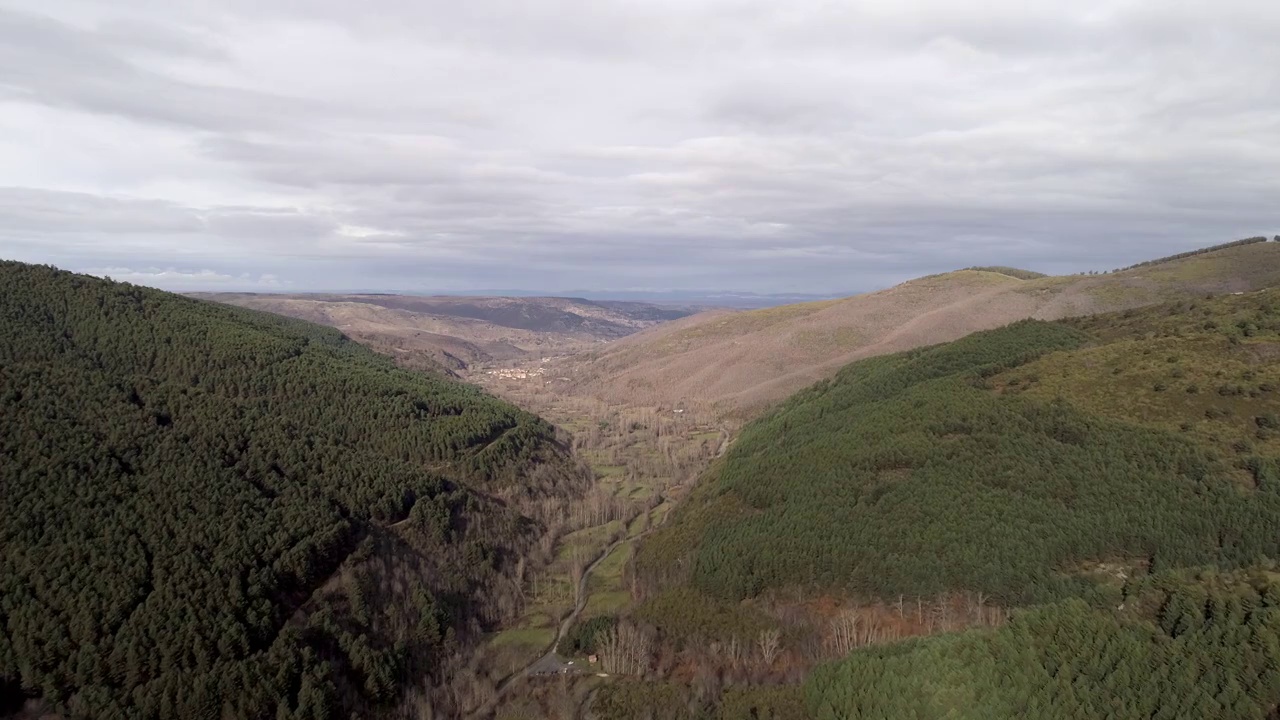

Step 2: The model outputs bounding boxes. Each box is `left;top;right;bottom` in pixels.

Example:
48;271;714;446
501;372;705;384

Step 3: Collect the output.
475;522;663;717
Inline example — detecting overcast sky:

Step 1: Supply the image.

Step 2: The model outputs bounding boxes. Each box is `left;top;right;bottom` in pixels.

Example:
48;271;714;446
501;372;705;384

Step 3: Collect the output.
1;0;1277;294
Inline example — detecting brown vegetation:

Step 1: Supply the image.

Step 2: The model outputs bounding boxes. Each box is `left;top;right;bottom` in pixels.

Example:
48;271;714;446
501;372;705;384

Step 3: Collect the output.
561;241;1280;418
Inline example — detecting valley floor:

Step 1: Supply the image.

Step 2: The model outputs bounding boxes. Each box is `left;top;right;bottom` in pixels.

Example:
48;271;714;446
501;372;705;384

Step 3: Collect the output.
462;361;733;718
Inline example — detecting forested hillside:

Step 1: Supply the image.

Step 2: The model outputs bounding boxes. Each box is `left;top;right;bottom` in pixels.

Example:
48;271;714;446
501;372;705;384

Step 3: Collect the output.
806;570;1280;719
604;286;1280;718
640;288;1280;606
0;262;586;718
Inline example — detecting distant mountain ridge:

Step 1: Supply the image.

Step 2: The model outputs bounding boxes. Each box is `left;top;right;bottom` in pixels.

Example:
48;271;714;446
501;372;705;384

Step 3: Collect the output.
327;289;845;308
191;293;701;373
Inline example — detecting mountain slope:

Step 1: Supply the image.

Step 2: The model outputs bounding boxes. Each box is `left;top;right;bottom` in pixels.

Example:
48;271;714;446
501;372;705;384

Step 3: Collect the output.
0;262;586;718
638;287;1280;607
194;293;700;373
570;238;1280;416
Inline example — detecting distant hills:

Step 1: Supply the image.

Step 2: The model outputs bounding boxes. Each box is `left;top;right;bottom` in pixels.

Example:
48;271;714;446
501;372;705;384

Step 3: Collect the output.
314;289;844;309
537;290;844;308
0;262;586;718
567;237;1280;417
190;293;700;373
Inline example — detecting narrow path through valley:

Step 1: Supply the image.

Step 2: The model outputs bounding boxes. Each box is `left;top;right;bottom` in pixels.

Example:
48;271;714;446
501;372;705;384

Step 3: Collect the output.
473;523;661;718
473;425;733;718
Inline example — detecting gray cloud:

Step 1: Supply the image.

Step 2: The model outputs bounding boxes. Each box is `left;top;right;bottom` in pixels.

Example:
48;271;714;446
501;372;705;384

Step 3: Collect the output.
0;0;1276;294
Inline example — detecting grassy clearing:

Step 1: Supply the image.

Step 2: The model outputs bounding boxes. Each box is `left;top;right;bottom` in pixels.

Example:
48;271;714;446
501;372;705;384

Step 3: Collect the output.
491;626;555;649
560;521;625;557
623;483;654;500
648;501;672;526
513;611;555;629
584;543;636;618
593;542;633;583
626;513;650;538
583;590;631;618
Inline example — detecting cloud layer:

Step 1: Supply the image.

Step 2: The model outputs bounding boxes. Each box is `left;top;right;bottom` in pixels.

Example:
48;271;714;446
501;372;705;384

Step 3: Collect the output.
1;0;1277;293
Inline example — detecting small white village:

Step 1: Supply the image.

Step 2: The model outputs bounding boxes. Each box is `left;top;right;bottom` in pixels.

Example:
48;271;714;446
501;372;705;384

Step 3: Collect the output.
484;366;547;381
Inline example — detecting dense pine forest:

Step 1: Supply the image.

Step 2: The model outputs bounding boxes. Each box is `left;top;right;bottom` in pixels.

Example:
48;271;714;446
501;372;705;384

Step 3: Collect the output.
0;262;584;718
806;570;1280;719
611;286;1280;719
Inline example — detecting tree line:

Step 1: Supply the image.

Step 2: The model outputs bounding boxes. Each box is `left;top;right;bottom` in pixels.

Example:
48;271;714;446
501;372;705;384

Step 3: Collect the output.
1114;235;1272;273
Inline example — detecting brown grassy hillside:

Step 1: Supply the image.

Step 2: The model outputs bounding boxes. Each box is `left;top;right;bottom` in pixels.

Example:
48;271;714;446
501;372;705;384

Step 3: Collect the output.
564;240;1280;417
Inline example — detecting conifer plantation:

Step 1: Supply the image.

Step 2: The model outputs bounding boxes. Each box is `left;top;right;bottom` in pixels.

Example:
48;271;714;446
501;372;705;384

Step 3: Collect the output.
643;292;1280;604
0;262;584;718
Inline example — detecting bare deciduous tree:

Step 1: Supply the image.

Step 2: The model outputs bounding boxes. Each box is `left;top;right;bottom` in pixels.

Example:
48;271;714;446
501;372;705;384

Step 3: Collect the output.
569;545;590;604
725;636;744;670
828;611;860;656
757;629;781;667
598;622;653;676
